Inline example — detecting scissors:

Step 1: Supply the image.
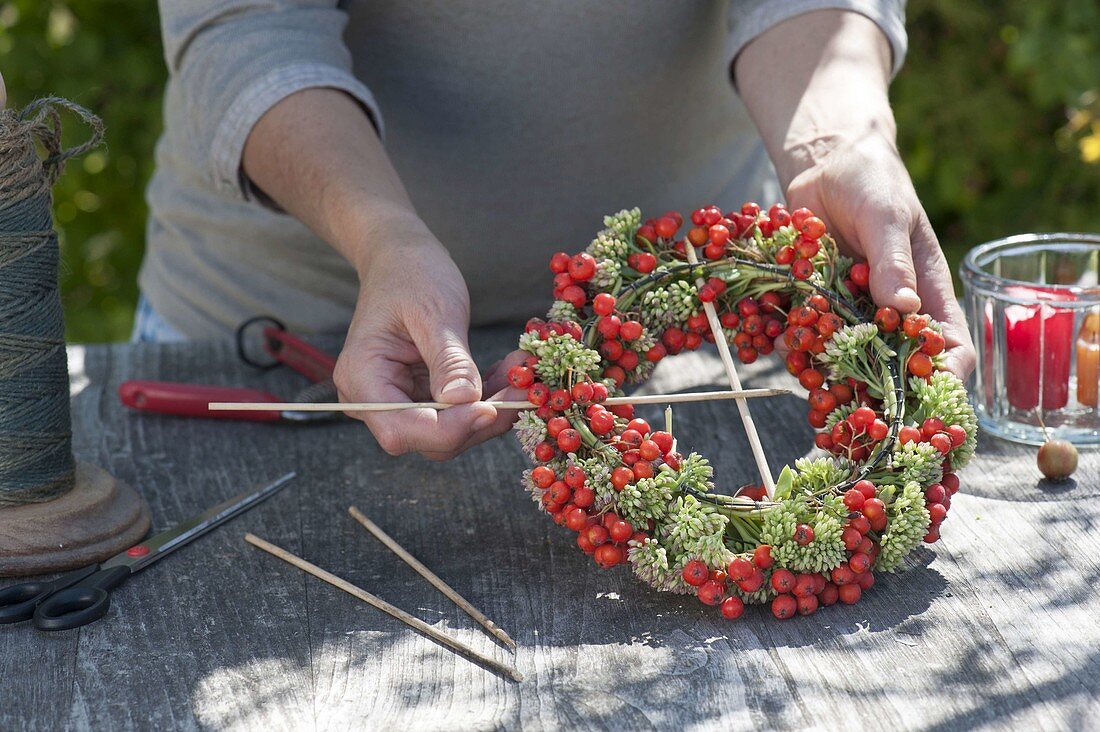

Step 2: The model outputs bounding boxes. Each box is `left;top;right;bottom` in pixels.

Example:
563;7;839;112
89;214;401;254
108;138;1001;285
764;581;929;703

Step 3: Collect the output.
0;472;296;631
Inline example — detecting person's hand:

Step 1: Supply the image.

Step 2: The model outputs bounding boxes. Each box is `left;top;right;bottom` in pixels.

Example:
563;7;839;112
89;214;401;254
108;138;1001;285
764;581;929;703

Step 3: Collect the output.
333;220;518;460
784;131;977;379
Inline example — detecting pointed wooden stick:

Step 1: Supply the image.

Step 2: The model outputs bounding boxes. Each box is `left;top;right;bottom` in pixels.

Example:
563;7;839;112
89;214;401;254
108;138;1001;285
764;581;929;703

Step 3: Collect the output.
348;506;516;650
683;244;775;497
207;387;791;413
244;533;523;682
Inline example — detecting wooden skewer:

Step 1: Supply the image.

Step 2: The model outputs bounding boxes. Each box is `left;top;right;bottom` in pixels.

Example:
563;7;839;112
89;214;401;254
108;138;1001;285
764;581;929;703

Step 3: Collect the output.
208;387;790;413
684;244;776;497
348;506;516;650
243;533;524;683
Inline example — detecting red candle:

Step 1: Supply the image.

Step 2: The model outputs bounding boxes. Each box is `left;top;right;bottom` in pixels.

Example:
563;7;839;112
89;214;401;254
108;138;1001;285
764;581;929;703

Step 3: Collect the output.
989;286;1077;411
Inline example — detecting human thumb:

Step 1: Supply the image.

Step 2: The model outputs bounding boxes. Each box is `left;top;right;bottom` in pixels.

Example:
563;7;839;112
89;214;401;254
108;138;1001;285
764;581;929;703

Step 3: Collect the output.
858;209;922;314
411;319;482;405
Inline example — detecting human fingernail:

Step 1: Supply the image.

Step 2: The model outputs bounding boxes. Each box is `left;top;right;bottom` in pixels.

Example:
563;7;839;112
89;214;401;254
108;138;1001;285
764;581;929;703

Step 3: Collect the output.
440;378;477;398
897;287;920;306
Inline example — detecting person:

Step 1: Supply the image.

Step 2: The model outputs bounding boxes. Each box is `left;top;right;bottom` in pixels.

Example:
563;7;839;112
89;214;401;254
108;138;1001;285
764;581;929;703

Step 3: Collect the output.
139;1;975;460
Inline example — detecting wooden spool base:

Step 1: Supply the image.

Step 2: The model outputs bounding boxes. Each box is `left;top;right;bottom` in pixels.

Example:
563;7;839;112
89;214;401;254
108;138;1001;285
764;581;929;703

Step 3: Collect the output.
0;462;150;577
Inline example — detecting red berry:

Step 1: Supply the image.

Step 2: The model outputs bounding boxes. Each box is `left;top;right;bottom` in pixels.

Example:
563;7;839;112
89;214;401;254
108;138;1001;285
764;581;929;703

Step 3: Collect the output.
728;557;754;582
946;424;968;447
857;571;875;591
738;569;765;593
771;594;797;620
862;498;886;521
620;321;643;341
819;582;839;606
908;352;934;378
832;565;856;585
572;487;594;508
586;525;609;548
534;442;555;462
638;440;661;461
592;293;616;316
697;579;726;606
560;285;586;309
610;466;634;491
874;306;900;332
793;573;817;598
850;407;876;430
770;568;796;593
849;262;870;289
546;416;569;438
942;473;960;494
654;216;679;239
720;596;745;620
843;489;866;511
797;594;819;616
682;559;710;587
793;524;815;546
854;480;876;500
923;526;941;543
838;583;862;605
898;425;922;444
568;253;597;281
790;207;813;229
531;466;555;489
549;252;571;273
650;431;674;454
929;502;948;525
527;383;550;406
594;543;623;568
924;483;946;504
795;236;821;259
508;365;535;388
609;520;634;543
634;252;658;273
598;315;622;340
589;410;615;435
868;419;889;441
930;433;953;455
548;389;572;411
842;527;862;551
921;418;946;439
571;382;594;405
849;552;871;574
776;245;796;265
753;544;774;569
557;429;581;452
792;258;814;280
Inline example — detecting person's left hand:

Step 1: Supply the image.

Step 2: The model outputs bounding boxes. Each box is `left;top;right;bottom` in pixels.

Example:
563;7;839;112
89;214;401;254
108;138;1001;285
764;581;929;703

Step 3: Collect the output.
785;130;976;379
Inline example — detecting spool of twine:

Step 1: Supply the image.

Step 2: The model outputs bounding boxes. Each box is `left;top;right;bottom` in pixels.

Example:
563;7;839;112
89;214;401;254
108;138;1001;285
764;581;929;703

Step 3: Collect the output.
0;98;103;507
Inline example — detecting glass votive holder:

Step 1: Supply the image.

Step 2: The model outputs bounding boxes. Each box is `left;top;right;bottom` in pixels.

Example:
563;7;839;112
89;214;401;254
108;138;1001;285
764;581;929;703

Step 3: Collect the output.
961;233;1100;445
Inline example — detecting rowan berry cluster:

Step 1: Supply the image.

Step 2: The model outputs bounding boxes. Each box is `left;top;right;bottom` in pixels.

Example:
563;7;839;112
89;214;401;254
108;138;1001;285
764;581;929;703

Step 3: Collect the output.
511;205;977;621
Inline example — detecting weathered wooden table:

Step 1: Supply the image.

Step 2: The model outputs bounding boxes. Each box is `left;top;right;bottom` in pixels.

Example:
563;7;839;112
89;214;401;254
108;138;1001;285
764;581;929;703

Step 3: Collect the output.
3;328;1098;730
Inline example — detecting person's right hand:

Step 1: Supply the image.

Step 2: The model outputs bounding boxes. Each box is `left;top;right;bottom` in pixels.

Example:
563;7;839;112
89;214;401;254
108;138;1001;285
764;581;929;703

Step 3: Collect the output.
332;219;519;460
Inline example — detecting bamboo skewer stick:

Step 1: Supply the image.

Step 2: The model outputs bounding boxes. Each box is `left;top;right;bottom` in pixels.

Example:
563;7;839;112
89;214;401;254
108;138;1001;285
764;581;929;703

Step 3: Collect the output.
348;506;516;650
683;244;776;497
244;533;524;682
208;387;790;413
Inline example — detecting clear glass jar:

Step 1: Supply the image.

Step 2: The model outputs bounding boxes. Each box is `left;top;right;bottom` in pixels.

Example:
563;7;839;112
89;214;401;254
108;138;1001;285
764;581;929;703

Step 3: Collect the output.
961;233;1100;445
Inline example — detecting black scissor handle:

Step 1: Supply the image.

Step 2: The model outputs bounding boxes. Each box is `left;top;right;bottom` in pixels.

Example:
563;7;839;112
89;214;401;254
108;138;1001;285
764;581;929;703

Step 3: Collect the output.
0;564;99;624
33;565;131;632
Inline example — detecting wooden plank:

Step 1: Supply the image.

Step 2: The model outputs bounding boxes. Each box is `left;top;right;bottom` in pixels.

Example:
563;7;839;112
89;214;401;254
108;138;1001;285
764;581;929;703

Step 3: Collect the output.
0;328;1097;730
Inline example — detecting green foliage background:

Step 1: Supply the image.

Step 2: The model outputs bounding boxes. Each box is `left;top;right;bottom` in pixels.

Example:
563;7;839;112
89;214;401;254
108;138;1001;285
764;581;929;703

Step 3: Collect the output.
1;0;1098;342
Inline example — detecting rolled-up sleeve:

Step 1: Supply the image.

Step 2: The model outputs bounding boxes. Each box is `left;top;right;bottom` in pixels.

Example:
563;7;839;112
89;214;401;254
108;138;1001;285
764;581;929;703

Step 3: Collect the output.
158;0;384;200
727;1;908;79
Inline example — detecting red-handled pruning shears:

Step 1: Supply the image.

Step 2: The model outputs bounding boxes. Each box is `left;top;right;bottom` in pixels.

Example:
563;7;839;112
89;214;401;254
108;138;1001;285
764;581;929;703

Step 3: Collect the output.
120;316;341;423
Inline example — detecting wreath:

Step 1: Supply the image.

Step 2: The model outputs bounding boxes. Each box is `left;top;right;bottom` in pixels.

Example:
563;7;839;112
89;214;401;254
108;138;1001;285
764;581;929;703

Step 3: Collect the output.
508;204;976;620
